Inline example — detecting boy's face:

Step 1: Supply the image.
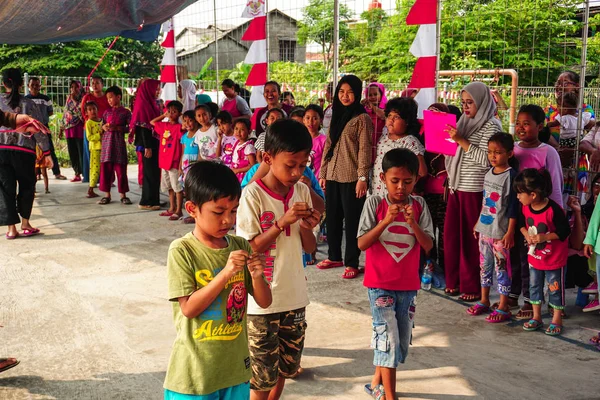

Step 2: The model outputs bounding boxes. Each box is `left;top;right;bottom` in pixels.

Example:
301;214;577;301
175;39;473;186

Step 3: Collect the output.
217;119;232;135
265;150;310;188
187;196;239;239
86;105;98;120
167;107;181;122
196;108;211;126
28;80;41;96
515;112;542;143
266;111;283;126
106;92;121;107
380;166;416;204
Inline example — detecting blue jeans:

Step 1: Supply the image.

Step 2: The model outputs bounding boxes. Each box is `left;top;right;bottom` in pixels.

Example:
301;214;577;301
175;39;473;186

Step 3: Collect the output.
367;288;416;368
529;266;565;309
479;235;511;295
164;382;250;400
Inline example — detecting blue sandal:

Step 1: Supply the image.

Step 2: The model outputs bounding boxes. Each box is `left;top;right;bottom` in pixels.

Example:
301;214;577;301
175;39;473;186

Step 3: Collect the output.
545;323;563;336
523;319;544;331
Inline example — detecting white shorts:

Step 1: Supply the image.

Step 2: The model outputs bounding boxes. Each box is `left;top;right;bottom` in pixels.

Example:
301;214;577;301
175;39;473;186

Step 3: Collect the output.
161;168;183;193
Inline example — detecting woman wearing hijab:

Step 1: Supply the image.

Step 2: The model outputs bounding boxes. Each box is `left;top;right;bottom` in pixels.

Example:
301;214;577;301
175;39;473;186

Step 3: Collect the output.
443;82;502;301
63;80;85;182
363;82;388;160
178;79;197;113
131;79;162;210
318;75;374;279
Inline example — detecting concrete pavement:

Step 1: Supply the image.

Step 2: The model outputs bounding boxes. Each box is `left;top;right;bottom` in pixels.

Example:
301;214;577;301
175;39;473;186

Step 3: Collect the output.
0;167;598;400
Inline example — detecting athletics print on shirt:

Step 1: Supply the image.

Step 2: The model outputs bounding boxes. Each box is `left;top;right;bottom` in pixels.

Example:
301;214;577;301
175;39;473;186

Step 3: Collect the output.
195;267;247;341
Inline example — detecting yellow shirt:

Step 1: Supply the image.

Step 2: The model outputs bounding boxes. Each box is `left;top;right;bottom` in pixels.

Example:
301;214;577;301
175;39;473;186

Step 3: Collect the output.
85;119;103;151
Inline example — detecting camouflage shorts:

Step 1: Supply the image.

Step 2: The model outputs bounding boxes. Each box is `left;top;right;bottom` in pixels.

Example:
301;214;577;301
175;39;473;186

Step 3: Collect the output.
247;308;307;391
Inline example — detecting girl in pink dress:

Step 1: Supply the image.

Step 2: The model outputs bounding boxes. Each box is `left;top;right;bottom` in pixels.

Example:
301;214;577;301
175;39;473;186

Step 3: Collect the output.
231;119;257;182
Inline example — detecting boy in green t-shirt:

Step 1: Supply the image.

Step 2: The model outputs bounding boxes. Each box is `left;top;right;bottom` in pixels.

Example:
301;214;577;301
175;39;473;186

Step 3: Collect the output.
164;161;272;400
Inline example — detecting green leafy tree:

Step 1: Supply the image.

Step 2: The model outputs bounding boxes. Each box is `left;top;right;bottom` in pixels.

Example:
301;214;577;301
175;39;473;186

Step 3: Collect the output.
0;37;163;78
344;0;583;87
297;0;354;73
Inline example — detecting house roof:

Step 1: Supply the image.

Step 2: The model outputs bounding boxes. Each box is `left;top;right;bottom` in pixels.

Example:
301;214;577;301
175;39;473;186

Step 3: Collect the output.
176;9;298;58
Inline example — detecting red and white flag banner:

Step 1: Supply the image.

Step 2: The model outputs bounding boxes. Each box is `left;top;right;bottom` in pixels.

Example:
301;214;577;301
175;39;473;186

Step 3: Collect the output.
160;18;177;102
242;1;267;109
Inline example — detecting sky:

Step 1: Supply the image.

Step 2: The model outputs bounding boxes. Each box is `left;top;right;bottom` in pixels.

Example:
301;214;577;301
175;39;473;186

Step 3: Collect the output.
173;0;398;34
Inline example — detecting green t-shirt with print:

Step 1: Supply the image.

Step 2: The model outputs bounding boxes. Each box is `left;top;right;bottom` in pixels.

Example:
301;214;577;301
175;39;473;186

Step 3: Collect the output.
164;233;255;395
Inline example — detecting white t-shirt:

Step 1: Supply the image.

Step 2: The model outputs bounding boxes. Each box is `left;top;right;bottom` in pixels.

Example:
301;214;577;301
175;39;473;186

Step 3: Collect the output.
194;125;218;160
555;112;592;139
236;180;312;315
582;124;600;149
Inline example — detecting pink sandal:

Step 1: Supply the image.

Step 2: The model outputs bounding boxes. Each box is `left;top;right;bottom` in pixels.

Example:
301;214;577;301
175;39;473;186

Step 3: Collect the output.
316;259;344;270
159;211;174;217
485;309;512;323
21;228;40;237
466;302;489;316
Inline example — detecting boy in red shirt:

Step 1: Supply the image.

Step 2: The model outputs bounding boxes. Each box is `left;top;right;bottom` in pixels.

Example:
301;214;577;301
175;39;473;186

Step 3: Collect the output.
358;148;434;400
151;101;184;220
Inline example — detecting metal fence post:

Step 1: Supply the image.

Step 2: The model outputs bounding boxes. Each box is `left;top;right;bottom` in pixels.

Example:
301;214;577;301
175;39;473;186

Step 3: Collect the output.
332;0;340;89
24;73;29;95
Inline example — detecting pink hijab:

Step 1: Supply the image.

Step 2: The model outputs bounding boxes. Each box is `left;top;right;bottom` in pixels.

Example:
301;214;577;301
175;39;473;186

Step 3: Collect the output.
130;79;161;131
364;82;388;109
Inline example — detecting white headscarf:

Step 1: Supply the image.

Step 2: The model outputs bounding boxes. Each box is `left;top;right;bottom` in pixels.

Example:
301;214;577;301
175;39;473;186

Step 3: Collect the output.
179;79;197;112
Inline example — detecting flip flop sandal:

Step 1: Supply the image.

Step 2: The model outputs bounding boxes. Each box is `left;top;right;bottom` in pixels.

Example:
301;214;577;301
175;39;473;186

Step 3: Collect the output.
21;228;40;237
515;307;534;321
466;302;490;316
485;309;512;323
444;288;460;296
342;267;360;279
5;232;19;240
545;323;563;336
0;358;20;373
120;197;132;205
459;293;481;302
523;319;544;331
86;192;99;198
98;197;111;205
169;214;183;221
364;384;385;400
183;216;195;224
316;259;344;270
589;333;600;346
159;211;174;217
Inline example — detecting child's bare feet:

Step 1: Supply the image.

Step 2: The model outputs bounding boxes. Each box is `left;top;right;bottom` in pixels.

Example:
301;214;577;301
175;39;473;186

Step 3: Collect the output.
87;187;99;198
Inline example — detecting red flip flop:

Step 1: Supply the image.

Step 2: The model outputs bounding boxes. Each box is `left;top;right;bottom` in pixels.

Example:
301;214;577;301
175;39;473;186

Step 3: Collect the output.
342;267;360;279
316;259;344;270
159;211;174;217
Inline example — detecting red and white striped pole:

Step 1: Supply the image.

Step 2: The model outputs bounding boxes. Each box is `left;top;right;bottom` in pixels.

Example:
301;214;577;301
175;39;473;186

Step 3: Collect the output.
160;18;178;103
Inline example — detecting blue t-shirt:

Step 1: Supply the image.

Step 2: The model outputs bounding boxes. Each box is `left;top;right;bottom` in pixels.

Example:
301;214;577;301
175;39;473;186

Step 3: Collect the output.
241;163;324;199
180;132;199;155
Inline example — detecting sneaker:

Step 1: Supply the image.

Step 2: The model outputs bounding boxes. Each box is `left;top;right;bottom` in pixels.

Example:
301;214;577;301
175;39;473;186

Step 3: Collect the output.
582;282;598;294
583;299;600;312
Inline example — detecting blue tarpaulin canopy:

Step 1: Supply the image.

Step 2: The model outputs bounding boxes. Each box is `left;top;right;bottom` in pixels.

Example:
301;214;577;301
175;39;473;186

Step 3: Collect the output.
0;0;198;44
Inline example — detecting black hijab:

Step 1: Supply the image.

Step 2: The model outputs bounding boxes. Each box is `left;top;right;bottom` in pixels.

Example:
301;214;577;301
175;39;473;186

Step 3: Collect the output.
325;75;366;161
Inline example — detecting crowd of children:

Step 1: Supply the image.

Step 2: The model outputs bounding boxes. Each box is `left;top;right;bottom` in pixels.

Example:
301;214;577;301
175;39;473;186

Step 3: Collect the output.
5;72;600;399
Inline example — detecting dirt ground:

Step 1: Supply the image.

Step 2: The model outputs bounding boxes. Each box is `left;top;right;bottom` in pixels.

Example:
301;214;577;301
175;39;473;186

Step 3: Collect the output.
1;167;598;400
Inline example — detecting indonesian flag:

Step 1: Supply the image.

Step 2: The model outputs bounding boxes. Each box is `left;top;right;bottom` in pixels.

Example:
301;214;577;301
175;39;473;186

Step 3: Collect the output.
160;18;177;102
242;1;267;109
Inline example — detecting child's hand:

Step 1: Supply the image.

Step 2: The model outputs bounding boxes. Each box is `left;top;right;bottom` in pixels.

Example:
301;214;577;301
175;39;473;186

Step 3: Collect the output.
224;250;249;278
501;232;515;249
44;155;54;169
246;252;266;280
300;208;321;230
279;202;312;228
473;227;479;240
583;244;595;258
403;204;416;226
102;123;111;132
383;203;400;225
144;148;152;159
530;234;547;244
523;233;534;246
178;168;184;178
567;195;581;213
319;179;326;190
